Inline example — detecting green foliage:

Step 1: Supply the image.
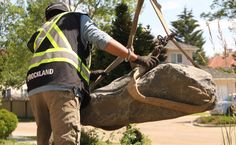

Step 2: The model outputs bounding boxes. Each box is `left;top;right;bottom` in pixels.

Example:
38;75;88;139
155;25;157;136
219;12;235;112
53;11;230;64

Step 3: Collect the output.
81;128;103;145
171;7;207;65
200;0;236;38
77;0;136;31
0;0;137;88
0;0;54;89
0;109;18;139
120;125;151;145
217;67;235;74
91;3;155;87
196;115;236;125
0;139;35;145
193;48;208;65
201;0;236;20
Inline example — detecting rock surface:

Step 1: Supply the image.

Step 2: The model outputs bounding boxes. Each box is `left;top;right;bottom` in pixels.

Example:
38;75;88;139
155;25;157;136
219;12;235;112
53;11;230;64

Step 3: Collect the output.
81;63;216;130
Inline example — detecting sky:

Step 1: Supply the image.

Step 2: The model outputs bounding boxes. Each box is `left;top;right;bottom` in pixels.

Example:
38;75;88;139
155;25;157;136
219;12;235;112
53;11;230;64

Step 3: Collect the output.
139;0;236;57
8;0;235;57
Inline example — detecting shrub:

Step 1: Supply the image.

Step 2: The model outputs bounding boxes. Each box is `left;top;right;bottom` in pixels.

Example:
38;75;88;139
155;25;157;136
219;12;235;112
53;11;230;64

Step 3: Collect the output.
80;128;103;145
120;125;151;145
0;109;18;139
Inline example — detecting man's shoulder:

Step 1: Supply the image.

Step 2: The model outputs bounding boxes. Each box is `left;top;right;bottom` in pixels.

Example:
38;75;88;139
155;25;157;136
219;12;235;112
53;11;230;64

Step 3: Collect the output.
68;11;89;17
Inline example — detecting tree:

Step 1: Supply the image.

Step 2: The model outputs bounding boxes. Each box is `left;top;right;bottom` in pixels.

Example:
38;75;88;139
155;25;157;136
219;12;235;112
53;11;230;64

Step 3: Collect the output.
201;0;236;71
91;3;156;87
0;0;137;89
0;0;53;90
201;0;236;33
67;0;136;31
201;0;236;20
171;7;207;65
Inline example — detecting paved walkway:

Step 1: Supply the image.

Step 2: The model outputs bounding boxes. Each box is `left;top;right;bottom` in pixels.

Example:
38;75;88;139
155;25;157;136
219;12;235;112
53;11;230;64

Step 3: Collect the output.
12;115;234;145
11;122;37;144
137;115;229;145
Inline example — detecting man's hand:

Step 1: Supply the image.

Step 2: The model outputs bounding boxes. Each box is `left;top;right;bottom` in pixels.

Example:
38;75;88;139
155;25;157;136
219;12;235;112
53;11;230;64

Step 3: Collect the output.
133;55;159;71
90;70;108;82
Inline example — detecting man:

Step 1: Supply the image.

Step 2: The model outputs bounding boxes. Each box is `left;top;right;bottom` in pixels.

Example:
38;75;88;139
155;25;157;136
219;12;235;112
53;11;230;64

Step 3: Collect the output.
27;2;159;145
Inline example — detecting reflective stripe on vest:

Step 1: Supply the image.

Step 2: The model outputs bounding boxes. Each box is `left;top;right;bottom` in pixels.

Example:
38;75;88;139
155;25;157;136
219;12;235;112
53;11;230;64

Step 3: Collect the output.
29;12;90;84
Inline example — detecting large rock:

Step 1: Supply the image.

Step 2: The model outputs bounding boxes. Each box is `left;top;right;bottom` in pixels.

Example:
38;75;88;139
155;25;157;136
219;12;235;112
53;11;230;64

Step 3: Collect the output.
81;63;216;130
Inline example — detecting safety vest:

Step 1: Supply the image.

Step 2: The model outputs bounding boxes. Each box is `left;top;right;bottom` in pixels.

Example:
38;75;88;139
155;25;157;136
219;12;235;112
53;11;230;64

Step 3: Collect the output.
28;12;90;84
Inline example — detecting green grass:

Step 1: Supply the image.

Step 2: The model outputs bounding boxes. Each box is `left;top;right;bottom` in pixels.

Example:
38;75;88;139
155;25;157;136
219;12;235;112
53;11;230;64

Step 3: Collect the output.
0;139;35;145
196;115;236;125
192;111;210;116
0;139;120;145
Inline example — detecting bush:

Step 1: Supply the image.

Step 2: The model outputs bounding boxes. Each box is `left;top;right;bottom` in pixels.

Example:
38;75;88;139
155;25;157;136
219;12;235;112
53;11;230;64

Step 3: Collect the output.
120;125;151;145
0;109;18;139
80;128;103;145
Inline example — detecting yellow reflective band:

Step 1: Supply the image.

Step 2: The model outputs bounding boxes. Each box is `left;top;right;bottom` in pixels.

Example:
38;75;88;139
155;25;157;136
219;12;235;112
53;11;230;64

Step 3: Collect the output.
28;57;89;84
30;48;90;82
88;54;91;69
35;12;69;51
34;28;44;50
45;21;50;25
46;33;59;48
32;48;90;73
53;24;72;50
30;12;90;84
32;48;77;57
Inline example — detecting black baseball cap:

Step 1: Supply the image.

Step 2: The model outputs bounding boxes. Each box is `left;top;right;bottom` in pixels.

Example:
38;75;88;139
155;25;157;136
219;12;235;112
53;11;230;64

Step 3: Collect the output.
45;2;69;20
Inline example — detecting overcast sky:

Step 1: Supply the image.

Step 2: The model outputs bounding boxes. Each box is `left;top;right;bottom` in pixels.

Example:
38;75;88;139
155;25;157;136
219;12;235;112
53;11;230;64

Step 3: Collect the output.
139;0;236;57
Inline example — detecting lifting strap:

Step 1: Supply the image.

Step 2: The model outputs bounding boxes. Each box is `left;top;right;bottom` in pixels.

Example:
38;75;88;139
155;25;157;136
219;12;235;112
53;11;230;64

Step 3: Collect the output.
150;0;200;68
127;67;216;114
89;0;145;91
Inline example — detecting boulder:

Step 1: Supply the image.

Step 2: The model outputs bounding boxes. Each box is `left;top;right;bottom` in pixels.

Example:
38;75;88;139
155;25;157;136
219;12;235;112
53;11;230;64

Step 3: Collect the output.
81;63;216;130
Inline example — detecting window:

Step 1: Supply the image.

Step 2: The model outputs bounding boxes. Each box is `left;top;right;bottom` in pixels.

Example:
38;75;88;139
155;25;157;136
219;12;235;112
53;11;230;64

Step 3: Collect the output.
171;53;183;63
21;88;28;98
2;88;11;98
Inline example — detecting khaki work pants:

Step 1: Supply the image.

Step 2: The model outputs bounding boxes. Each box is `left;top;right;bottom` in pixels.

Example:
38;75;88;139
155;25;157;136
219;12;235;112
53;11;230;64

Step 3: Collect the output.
29;90;81;145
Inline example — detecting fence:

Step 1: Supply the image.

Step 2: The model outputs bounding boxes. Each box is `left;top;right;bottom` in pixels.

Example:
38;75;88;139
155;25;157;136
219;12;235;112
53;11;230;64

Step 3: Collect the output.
0;99;34;119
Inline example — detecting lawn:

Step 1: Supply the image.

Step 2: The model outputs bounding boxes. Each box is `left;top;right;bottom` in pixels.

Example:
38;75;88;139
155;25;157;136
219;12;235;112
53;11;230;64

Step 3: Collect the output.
0;139;35;145
195;115;236;125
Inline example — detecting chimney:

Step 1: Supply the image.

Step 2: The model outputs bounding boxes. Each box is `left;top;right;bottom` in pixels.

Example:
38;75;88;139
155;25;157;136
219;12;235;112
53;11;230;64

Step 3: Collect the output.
227;49;233;54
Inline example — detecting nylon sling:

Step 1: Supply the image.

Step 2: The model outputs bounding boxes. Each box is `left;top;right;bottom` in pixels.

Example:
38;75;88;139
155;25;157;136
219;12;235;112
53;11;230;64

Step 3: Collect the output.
29;12;90;84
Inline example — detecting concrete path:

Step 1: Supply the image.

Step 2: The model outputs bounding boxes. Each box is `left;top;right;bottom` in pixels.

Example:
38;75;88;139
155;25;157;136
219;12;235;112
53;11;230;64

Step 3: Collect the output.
137;115;229;145
11;122;37;144
12;115;234;145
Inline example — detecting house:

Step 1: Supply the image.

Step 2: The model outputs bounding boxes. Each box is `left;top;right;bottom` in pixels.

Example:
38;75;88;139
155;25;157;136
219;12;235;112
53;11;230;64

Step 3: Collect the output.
165;41;236;100
208;49;236;69
202;67;236;100
1;84;28;100
165;41;198;65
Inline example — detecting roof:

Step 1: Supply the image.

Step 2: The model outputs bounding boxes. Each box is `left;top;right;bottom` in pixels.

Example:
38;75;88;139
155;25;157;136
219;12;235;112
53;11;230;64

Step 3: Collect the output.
165;41;198;51
202;66;236;79
208;52;236;68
